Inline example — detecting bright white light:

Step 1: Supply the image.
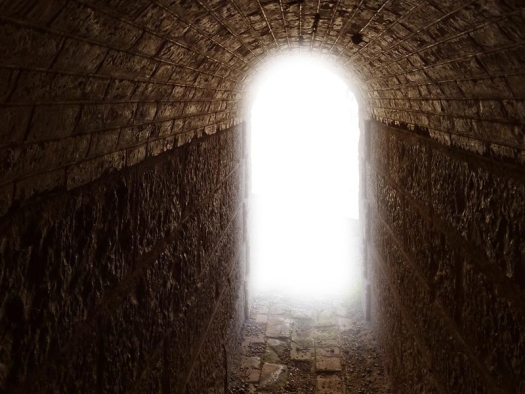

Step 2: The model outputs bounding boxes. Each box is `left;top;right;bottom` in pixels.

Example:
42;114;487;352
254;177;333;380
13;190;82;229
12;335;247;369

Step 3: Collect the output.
250;54;361;297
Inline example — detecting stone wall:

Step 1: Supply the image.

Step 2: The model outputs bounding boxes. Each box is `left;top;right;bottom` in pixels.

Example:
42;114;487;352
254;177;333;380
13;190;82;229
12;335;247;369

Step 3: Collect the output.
0;124;247;393
364;119;525;393
0;0;245;217
3;1;523;214
1;1;525;393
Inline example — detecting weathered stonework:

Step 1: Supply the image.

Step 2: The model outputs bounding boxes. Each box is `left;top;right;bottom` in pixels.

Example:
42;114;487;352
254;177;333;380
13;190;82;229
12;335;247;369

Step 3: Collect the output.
1;1;525;393
0;125;246;393
365;120;525;394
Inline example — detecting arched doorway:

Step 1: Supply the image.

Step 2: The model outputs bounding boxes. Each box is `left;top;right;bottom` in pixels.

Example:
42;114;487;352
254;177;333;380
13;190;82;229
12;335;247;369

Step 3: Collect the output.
249;54;362;298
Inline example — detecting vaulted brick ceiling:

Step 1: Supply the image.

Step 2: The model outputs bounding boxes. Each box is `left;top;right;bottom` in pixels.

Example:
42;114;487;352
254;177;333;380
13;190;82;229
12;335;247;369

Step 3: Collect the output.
64;0;525;150
1;0;524;205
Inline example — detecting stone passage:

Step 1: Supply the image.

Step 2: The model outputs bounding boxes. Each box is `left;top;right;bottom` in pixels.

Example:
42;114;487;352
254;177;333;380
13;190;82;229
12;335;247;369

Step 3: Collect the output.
230;293;391;393
0;124;247;393
1;1;525;392
364;119;525;393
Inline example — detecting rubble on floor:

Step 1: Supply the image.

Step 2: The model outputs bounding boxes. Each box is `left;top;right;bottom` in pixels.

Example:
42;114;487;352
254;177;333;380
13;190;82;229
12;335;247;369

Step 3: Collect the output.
229;293;392;393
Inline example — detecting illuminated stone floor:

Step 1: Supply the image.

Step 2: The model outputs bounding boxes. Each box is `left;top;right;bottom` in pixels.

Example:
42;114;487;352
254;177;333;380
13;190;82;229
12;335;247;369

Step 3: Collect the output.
229;293;392;393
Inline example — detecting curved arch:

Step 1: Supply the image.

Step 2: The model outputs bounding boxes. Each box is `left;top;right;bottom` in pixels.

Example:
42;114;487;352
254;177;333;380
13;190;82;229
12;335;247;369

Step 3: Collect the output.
242;50;364;115
248;53;362;295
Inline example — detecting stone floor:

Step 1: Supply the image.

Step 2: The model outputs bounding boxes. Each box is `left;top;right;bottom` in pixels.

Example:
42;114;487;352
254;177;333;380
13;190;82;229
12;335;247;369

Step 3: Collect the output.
229;292;392;393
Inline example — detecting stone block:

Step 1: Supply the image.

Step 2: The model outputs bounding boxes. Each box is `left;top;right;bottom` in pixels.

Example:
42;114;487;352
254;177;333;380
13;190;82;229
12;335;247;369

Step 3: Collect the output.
126;144;147;167
149;120;175;139
255;313;268;323
290;341;314;362
259;363;288;391
265;339;287;363
52;2;142;48
1;135;91;184
134;102;158;123
0;22;61;68
132;81;175;101
315;309;338;327
433;237;461;321
99;293;162;393
240;356;261;382
317;346;341;358
147;137;174;157
98;50;157;79
218;128;242;181
76;103;137;133
316;374;343;394
53;38;108;73
316;356;342;372
105;79;136;100
133;32;165;56
313;326;339;344
28;105;81;142
135;4;181;39
430;149;468;230
152;64;175;82
185;280;244;393
156;102;185;121
291;323;314;342
0;0;67;24
88;130;120;157
337;317;353;331
290;307;314;320
266;317;292;339
268;303;290;316
117;124;152;149
173;213;201;287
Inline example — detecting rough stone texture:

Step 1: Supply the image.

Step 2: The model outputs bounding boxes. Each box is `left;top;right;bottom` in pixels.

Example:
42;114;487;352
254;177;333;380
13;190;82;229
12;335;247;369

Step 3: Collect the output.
317;374;344;394
1;2;525;393
365;120;525;394
1;1;525;213
230;294;392;393
0;125;246;393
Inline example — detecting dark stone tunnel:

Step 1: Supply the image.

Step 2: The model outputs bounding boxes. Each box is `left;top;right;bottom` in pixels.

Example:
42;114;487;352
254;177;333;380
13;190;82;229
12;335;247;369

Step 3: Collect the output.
0;0;524;392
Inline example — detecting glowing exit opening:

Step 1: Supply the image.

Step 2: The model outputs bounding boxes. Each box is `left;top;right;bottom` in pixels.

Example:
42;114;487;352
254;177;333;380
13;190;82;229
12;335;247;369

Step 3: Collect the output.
250;55;361;297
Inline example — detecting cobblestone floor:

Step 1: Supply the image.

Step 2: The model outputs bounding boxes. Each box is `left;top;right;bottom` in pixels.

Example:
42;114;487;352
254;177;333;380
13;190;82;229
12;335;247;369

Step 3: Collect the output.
229;293;392;393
